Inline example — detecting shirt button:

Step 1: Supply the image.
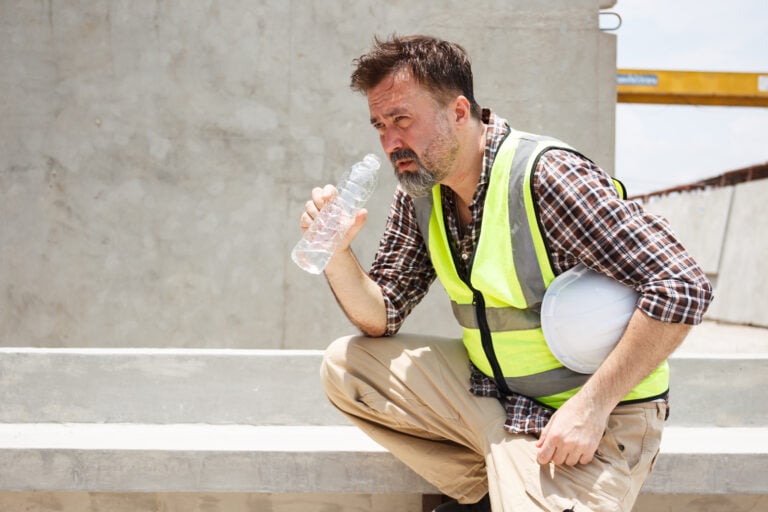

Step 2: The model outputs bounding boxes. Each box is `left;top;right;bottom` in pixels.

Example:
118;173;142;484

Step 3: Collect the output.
461;252;470;261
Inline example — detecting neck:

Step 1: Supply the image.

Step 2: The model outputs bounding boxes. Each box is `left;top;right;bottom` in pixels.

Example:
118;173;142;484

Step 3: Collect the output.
442;119;487;207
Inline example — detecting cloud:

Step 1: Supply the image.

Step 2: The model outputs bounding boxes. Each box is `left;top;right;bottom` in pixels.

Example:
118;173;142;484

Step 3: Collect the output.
616;0;768;71
617;104;768;193
613;0;768;193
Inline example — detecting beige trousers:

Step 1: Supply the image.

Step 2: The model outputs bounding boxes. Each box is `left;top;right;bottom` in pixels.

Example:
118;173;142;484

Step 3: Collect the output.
321;334;666;512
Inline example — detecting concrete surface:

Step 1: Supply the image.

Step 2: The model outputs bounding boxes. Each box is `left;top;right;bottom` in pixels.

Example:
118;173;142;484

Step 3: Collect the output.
0;0;616;350
3;321;765;427
634;494;768;512
638;187;732;276
0;424;432;494
675;320;767;354
640;179;768;328
0;321;765;508
708;179;768;327
1;424;766;495
0;492;765;512
667;355;767;427
1;0;765;510
0;322;766;502
0;348;344;425
0;492;425;512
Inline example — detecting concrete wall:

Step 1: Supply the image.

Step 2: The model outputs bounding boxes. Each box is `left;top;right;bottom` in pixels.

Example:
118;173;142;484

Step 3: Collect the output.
1;0;617;349
638;178;768;328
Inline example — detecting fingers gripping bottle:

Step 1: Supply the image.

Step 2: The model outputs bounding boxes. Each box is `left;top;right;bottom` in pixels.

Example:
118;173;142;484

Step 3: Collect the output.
291;154;381;274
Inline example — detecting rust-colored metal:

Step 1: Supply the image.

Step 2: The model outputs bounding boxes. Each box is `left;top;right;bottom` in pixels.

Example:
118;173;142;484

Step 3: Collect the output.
628;161;768;201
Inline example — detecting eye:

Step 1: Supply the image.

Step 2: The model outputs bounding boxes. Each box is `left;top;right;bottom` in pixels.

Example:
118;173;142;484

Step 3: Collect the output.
394;115;411;127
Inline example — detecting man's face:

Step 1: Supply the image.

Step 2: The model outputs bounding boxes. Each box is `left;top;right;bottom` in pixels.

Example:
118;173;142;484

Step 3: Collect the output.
367;70;459;197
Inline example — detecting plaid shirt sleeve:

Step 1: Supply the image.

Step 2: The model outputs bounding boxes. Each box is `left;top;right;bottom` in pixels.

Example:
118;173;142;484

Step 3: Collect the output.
368;186;437;336
489;148;714;436
534;149;714;324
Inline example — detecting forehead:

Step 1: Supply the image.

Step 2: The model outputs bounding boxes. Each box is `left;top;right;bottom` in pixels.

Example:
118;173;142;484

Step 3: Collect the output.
367;70;436;122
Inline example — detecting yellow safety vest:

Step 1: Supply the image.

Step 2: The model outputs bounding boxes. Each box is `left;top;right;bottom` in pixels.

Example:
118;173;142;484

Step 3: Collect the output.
412;129;668;409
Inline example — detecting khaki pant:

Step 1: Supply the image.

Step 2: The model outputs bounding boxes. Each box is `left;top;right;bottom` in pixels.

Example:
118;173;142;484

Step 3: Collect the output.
321;334;666;512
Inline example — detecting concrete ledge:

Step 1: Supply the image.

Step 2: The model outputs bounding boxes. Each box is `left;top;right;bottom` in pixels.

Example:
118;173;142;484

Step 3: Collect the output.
0;424;766;495
0;348;343;425
668;353;768;426
0;424;435;494
2;348;766;427
1;333;765;498
649;427;768;495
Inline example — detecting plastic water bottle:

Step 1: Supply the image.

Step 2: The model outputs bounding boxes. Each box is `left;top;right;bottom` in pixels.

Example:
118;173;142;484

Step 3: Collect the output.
291;154;381;274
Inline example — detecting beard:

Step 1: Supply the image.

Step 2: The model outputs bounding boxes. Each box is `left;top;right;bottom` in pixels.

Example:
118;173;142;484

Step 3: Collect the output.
390;116;459;198
389;149;438;198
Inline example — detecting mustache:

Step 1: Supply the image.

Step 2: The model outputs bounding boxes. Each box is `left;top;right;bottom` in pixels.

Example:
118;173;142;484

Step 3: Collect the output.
388;149;437;198
390;149;420;166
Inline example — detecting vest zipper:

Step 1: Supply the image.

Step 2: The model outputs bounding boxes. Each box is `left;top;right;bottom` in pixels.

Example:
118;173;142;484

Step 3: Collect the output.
471;288;514;397
451;247;514;397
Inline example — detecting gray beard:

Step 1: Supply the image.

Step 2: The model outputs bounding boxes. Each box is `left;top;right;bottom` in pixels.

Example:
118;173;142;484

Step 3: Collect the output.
390;149;438;198
389;115;458;198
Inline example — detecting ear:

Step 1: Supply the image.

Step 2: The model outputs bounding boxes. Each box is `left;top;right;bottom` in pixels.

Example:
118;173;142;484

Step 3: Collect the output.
452;95;472;127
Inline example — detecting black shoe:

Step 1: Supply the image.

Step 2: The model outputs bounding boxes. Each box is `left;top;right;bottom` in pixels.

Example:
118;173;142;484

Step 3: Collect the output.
432;493;491;512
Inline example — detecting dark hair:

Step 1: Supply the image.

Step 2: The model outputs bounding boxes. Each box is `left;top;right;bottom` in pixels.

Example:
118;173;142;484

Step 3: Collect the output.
350;34;482;119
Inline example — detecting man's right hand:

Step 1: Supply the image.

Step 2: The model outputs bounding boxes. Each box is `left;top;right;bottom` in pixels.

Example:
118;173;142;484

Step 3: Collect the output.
299;184;386;336
300;184;369;254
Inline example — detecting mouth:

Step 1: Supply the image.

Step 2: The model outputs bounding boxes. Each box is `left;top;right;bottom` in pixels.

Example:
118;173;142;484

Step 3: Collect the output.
395;158;416;172
390;149;419;173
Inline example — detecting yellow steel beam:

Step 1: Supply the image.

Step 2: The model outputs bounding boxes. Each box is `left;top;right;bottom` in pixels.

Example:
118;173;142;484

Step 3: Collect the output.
617;69;768;107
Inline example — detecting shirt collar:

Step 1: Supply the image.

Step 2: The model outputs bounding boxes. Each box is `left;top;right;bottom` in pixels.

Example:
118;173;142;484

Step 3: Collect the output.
479;109;510;188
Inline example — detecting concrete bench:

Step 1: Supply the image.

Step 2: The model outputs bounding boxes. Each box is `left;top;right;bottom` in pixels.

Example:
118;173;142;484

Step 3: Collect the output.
0;346;766;497
0;423;765;496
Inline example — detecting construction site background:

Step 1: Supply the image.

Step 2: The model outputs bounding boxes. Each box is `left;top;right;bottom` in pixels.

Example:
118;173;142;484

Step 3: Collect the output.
0;1;765;511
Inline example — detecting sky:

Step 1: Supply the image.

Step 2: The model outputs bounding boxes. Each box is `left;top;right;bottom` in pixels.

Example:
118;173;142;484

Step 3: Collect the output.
611;0;768;194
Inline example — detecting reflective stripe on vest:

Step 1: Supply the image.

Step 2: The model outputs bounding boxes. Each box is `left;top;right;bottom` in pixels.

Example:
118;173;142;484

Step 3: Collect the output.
412;129;668;409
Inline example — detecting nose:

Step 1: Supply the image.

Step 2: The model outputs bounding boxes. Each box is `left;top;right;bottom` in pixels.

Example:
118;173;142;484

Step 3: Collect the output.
380;128;403;157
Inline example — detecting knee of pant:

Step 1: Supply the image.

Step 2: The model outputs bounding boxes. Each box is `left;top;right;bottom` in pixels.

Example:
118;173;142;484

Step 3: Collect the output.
322;334;353;367
320;335;357;390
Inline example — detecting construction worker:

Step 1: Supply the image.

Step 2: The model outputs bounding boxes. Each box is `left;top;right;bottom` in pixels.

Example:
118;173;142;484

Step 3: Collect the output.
298;35;713;511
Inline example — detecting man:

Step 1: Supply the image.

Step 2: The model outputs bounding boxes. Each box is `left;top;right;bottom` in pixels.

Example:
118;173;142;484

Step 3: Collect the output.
298;35;712;511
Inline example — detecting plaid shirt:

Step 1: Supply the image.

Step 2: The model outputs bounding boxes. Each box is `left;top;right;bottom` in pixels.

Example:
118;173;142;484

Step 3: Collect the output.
368;110;713;434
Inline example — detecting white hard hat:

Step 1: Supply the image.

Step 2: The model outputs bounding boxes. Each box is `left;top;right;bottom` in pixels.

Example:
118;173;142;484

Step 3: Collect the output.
541;264;639;374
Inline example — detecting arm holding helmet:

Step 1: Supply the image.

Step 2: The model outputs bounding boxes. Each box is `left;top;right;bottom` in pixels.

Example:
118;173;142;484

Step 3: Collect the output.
530;150;714;466
537;310;690;465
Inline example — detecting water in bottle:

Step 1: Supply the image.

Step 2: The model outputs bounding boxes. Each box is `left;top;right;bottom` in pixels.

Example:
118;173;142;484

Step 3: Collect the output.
291;154;381;274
